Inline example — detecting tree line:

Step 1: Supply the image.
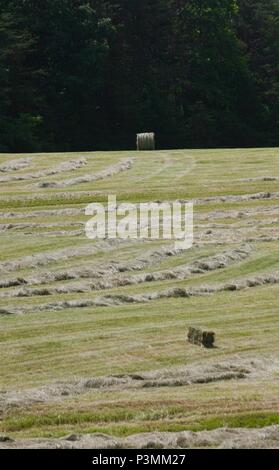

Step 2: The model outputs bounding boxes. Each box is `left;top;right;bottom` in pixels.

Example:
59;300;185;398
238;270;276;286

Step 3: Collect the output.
0;0;278;152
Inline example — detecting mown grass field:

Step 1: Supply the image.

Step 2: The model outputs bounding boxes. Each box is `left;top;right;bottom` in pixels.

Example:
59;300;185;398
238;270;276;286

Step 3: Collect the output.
0;148;279;443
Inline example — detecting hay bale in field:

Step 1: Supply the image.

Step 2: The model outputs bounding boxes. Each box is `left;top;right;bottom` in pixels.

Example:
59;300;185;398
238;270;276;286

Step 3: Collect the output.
0;436;13;443
202;331;215;348
137;132;155;151
188;327;203;346
188;327;215;348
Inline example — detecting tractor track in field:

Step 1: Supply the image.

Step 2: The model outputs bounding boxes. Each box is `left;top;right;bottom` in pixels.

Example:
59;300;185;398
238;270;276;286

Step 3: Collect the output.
0;202;278;222
2;425;279;449
0;157;87;183
0;356;277;412
41;158;134;188
0;246;252;298
1;269;279;315
0;157;33;173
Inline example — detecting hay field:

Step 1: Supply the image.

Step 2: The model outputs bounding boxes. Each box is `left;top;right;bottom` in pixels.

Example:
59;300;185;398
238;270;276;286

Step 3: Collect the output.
0;148;279;448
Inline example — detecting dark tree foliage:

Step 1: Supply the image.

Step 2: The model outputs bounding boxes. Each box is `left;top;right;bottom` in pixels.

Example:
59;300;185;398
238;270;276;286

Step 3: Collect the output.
236;0;279;146
0;0;278;151
0;5;41;151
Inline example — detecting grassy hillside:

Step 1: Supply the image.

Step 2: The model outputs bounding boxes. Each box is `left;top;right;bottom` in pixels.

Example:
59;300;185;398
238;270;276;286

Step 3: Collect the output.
0;148;279;441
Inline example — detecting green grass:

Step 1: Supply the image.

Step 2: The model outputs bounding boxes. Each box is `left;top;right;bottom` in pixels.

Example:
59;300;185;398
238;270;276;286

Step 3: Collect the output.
0;148;279;440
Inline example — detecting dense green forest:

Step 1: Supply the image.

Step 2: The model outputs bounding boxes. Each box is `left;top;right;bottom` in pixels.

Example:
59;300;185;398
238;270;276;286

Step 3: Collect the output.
0;0;278;152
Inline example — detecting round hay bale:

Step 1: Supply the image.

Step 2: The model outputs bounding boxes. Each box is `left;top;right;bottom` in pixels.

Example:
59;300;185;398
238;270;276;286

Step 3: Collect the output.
137;132;155;151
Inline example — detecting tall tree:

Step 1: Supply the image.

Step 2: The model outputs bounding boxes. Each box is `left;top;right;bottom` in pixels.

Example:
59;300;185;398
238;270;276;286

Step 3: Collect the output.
0;4;41;151
102;0;178;149
172;0;261;147
0;0;278;151
236;0;279;145
14;0;114;150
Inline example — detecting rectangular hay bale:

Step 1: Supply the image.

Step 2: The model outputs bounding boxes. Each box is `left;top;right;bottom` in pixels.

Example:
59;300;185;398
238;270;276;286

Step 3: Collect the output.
188;327;215;348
